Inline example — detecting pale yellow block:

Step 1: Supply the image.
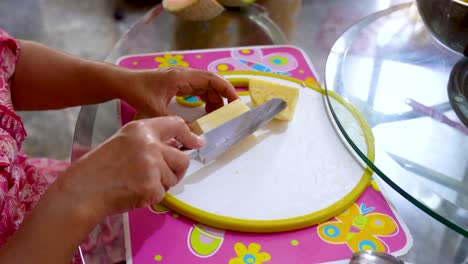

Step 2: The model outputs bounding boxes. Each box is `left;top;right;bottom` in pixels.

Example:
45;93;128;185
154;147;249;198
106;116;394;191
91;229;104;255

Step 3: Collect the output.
163;0;225;21
191;99;250;135
248;78;299;121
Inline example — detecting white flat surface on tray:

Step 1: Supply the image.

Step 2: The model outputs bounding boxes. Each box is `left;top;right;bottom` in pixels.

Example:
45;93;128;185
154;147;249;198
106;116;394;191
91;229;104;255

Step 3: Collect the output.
168;76;366;220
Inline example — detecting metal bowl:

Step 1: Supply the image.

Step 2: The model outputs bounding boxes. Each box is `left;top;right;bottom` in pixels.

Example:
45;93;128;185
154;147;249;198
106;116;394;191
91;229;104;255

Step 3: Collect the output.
416;0;468;56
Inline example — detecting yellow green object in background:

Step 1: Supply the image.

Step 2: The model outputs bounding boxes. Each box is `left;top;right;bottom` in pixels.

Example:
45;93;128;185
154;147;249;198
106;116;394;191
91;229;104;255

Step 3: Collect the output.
163;0;256;21
189;224;225;257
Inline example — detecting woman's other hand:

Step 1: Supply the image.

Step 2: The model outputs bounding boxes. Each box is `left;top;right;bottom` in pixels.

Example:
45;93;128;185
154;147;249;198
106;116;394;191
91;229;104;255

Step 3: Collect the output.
121;67;239;117
56;116;203;220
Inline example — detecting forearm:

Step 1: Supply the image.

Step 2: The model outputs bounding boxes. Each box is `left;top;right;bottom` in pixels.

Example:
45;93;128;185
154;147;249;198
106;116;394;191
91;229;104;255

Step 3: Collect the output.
11;40;133;110
0;179;101;263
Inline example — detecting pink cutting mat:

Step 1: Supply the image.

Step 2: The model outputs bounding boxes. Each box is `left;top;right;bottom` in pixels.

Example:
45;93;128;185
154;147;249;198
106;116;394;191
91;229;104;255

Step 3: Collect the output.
117;46;412;263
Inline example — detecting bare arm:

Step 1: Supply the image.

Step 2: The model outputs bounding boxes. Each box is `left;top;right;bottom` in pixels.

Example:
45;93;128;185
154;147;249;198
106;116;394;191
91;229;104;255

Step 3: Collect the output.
10;40;238;114
0;182;100;263
0;116;203;263
11;40;132;110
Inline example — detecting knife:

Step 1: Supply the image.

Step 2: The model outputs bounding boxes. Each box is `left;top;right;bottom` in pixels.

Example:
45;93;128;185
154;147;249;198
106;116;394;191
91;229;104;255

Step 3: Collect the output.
185;98;287;164
387;152;468;194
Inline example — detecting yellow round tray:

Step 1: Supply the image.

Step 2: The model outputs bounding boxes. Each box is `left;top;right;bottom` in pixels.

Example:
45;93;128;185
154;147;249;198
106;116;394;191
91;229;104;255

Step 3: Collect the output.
140;71;375;233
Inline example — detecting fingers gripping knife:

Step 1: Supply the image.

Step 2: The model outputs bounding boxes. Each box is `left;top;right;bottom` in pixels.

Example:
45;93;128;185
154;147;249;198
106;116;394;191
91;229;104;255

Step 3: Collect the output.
185;98;287;164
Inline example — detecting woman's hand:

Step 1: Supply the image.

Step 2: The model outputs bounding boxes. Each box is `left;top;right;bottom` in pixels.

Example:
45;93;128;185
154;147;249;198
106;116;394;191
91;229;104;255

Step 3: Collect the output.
12;41;238;113
57;116;204;220
122;67;239;117
0;116;202;263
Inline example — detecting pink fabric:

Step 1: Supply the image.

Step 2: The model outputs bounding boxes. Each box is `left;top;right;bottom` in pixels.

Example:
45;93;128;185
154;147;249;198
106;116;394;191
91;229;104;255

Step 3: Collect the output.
0;29;48;247
0;29;124;263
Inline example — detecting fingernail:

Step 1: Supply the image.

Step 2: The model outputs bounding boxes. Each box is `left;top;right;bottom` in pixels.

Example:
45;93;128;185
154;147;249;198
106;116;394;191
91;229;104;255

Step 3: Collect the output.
215;73;226;80
196;136;205;146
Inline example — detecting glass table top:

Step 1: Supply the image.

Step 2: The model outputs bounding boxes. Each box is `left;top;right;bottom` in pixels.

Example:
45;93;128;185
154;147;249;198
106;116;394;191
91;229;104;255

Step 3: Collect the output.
72;1;468;262
324;3;467;236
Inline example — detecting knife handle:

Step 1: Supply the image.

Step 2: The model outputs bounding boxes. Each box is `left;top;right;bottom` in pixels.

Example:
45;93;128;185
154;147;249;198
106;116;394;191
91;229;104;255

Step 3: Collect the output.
183;148;199;160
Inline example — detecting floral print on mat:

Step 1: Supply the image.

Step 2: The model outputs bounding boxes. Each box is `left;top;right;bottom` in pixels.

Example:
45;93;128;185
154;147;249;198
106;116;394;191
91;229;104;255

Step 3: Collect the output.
229;242;271;264
155;54;189;68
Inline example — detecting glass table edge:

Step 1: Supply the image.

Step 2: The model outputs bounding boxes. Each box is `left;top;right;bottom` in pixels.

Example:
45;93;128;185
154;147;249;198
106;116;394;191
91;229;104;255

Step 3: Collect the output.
322;3;468;237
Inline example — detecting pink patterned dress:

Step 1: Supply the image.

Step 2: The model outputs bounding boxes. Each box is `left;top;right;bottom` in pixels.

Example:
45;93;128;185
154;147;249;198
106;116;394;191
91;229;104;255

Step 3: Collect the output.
0;29;125;263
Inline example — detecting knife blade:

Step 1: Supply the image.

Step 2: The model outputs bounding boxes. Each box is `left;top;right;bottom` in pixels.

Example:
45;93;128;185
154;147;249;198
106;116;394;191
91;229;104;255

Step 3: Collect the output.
186;98;287;164
387;152;468;194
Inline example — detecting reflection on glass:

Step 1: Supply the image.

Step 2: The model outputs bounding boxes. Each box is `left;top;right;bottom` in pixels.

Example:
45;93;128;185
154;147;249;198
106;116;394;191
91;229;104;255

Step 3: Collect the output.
376;60;448;114
324;3;467;235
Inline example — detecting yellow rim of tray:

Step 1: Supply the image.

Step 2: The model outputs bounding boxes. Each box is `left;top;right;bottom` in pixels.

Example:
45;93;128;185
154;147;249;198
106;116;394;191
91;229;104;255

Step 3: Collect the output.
159;71;375;233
